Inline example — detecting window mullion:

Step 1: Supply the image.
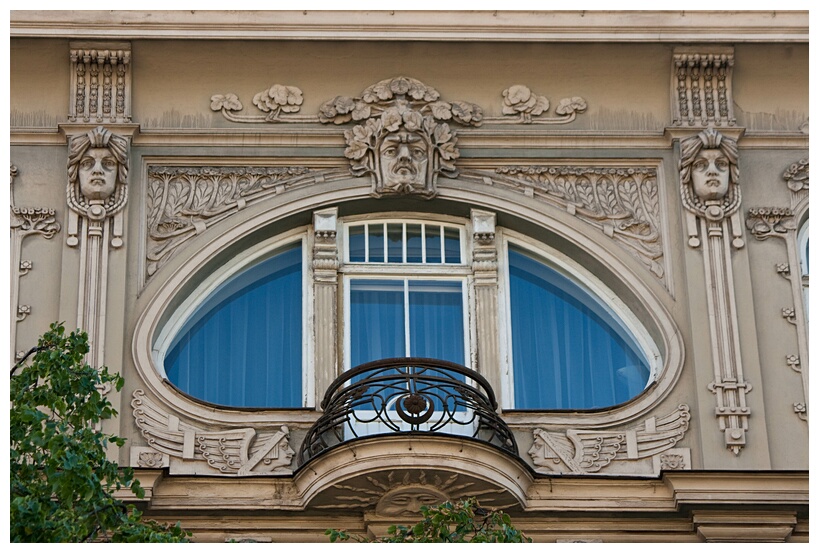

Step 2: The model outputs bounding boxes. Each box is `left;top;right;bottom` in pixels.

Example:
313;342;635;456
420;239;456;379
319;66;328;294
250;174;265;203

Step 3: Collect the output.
404;279;411;357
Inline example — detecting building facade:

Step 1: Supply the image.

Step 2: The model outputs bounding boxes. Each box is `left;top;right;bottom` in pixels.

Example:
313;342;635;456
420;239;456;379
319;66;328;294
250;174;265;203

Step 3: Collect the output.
9;11;809;542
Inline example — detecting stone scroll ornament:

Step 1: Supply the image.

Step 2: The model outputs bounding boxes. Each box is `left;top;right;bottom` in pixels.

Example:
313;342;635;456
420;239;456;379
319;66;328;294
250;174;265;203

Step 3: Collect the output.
131;390;294;476
679;128;750;455
66;126;128;371
10;165;61;364
319;76;481;199
528;405;691;475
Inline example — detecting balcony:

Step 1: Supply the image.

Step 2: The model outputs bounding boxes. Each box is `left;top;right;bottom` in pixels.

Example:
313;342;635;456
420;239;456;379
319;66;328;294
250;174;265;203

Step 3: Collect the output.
297;358;518;466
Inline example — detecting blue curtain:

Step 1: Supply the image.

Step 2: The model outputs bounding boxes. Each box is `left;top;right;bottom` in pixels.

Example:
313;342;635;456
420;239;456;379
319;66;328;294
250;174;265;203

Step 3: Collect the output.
165;243;303;408
508;247;649;409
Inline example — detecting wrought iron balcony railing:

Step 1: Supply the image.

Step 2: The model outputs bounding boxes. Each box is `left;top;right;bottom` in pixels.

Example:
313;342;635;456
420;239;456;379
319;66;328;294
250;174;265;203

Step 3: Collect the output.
297;357;518;466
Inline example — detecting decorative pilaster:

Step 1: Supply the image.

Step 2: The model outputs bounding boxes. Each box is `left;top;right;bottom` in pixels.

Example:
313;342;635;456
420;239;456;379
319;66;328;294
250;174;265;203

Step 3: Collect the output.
312;207;339;408
66;126;129;372
470;209;501;399
680;128;749;455
671;47;735;128
69;43;131;124
10;165;61;364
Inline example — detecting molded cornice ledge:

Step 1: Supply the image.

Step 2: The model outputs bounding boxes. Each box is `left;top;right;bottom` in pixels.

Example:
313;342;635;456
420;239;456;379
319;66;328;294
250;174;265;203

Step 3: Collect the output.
663;471;809;507
10;10;808;42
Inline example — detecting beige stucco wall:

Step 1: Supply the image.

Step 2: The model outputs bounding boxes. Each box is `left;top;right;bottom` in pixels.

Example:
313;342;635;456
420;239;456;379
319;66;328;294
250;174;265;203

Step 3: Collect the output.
9;11;809;540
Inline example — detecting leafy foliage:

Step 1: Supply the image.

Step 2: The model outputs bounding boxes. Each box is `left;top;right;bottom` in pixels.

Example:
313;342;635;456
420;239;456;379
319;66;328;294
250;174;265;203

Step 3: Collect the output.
10;323;189;542
326;497;531;543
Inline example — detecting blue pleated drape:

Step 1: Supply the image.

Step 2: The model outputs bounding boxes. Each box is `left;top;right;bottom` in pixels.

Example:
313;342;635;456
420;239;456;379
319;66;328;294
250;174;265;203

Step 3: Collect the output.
508;247;650;410
165;244;303;408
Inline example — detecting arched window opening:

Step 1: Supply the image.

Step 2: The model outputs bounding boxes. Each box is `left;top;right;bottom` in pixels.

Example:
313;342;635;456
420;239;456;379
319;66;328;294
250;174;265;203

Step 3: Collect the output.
798;219;809;320
505;244;654;410
164;242;304;408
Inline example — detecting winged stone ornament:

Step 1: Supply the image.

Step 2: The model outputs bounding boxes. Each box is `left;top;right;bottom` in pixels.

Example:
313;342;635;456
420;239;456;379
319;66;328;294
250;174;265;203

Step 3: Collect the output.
131;389;294;476
529;405;691;474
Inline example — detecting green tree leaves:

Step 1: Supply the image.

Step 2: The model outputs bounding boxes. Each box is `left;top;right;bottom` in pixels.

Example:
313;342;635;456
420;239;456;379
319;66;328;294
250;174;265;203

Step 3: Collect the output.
327;497;530;543
10;323;189;542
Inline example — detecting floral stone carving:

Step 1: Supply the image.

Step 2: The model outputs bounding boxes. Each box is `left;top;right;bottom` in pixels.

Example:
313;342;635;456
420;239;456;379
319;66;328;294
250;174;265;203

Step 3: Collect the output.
10;164;61;364
494;84;587;124
131;390;294;476
465;165;665;283
211;84;306;123
783;159;808;194
319;76;481;199
745;207;796;240
528;405;690;475
145;164;349;280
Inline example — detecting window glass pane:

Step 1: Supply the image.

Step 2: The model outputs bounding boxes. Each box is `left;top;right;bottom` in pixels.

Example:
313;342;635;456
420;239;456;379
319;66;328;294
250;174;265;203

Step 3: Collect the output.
425;225;442;263
408;280;464;364
388;223;404;263
444;227;461;263
369;223;384;262
508;246;649;410
349;280;405;367
165;243;303;408
348;225;365;262
406;224;423;263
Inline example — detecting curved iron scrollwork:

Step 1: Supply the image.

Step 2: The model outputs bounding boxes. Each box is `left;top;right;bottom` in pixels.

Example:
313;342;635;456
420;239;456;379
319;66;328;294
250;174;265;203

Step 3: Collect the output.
298;358;518;466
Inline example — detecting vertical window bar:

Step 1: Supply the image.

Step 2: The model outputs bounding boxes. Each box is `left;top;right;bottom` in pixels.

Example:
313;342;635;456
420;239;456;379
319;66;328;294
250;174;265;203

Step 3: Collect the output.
364;223;369;262
421;223;426;263
402;223;407;263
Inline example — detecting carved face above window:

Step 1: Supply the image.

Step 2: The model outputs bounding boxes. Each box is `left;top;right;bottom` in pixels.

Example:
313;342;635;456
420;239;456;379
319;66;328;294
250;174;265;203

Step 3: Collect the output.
378;131;430;194
691;149;730;201
79;147;119;201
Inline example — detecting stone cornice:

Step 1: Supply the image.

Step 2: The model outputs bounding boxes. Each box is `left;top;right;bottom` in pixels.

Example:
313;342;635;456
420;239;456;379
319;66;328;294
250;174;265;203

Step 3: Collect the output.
10;10;808;42
10;127;810;150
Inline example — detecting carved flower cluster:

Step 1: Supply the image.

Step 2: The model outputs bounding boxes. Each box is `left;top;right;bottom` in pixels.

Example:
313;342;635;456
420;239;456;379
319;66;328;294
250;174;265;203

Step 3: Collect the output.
210;93;242;112
502;85;549;117
747;207;793;218
783;159;808;193
501;85;587;121
252;85;303;114
319;76;482;127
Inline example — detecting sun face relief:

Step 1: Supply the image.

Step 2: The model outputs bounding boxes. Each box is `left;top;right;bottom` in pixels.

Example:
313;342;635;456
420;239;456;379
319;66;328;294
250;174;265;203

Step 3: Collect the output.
378;131;429;192
691;149;730;201
78;147;118;201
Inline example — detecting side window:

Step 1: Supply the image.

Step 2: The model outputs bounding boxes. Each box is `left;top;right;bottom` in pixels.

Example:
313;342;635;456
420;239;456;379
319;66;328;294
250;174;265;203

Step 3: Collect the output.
505;244;655;410
798;219;809;320
164;242;304;408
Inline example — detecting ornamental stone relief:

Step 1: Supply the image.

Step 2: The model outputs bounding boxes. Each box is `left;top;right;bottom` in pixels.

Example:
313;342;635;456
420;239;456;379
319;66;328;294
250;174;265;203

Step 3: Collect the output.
528;405;690;475
210;76;587;198
461;165;666;285
66;126;129;373
10;164;61;364
744;159;809;424
310;470;516;513
131;390;294;476
671;47;735;128
144;165;349;280
69;42;131;124
679;128;750;454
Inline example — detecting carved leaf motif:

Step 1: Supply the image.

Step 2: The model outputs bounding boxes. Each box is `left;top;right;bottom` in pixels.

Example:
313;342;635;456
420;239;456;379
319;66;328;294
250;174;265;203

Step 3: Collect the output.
351;101;371;121
641;178;660;224
189;180;211;213
600;178;620;216
617;178;645;222
403;110;424;132
381;108;402;132
432;123;453;145
555;96;588;115
163;182;187;219
214;178;234;208
147;178;165;226
437;141;460;161
429;101;453;120
575;177;597;211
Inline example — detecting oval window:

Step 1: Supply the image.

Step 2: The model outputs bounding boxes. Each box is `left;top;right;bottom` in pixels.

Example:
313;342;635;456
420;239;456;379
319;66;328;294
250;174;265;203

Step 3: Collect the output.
507;245;652;410
164;242;303;408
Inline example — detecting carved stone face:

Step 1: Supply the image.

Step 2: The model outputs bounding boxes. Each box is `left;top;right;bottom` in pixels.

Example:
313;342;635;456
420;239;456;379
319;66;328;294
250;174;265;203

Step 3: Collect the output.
79;147;118;201
375;485;447;516
378;131;429;191
279;438;295;463
691;149;730;201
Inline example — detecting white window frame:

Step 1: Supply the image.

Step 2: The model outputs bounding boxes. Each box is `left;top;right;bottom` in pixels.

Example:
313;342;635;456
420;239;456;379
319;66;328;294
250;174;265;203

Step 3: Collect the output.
151;227;314;407
497;228;663;410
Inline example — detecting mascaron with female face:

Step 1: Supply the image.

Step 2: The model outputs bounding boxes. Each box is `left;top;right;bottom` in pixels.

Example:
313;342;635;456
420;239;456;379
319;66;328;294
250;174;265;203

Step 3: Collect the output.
378;131;430;192
690;149;730;201
78;147;119;201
